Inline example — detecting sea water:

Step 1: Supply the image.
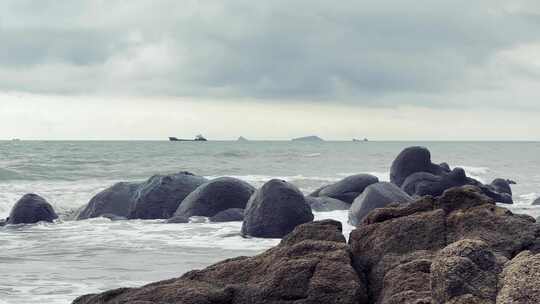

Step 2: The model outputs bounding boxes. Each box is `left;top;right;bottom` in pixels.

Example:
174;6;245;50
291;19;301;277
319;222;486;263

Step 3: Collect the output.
1;141;539;303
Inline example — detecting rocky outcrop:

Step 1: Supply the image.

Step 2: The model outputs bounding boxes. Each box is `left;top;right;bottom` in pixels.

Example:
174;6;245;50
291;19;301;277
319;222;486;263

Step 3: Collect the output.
241;179;314;238
306;196;350;211
72;220;368;304
533;197;540;205
390;146;447;187
348;182;412;226
6;193;58;224
315;174;379;203
209;208;244;222
77;182;140;220
349;186;540;304
128;172;207;220
174;177;255;218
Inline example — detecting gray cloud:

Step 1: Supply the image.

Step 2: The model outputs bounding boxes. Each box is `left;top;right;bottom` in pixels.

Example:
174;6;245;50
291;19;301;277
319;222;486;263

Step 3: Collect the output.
0;0;540;107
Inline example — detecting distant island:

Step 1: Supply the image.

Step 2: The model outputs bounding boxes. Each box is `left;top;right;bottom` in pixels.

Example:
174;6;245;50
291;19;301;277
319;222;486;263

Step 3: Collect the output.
291;135;324;142
237;136;249;142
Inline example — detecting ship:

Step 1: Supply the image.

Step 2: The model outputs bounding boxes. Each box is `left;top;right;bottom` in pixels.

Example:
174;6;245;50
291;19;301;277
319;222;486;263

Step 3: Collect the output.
352;138;369;142
169;134;207;142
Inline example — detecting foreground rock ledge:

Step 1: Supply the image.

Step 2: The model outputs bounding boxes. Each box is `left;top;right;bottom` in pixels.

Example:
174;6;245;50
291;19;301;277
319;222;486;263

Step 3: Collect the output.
73;220;368;304
73;186;540;304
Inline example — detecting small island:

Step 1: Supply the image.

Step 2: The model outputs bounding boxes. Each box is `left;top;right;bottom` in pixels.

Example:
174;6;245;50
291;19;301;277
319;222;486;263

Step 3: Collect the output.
237;136;249;142
291;135;324;142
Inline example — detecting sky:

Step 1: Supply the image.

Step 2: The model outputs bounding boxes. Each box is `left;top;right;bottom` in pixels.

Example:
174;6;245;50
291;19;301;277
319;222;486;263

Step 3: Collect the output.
1;0;540;140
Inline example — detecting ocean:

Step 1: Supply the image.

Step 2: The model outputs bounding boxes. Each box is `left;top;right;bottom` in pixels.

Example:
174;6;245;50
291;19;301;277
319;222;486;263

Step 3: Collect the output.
1;140;539;303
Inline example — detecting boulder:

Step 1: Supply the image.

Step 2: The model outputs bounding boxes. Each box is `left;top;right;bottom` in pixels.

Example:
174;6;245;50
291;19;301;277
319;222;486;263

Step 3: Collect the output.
72;220;368;304
77;182;140;220
390;146;447;187
306;196;350;211
317;174;379;203
174;177;255;218
497;251;540;303
241;179;314;238
431;239;503;303
401;168;469;197
7;193;58;224
128;172;208;219
533;197;540;205
0;219;6;226
349;186;540;304
209;208;244;222
489;178;513;196
349;182;413;226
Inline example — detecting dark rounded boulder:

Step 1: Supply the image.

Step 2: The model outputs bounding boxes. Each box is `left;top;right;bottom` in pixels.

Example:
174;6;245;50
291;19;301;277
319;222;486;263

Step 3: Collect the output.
7;193;58;224
401;168;469;197
128;172;208;220
390;146;446;187
174;177;255;218
77;182;141;220
489;178;513;196
349;182;413;226
305;196;350;212
317;174;379;203
241;179;314;238
209;208;244;222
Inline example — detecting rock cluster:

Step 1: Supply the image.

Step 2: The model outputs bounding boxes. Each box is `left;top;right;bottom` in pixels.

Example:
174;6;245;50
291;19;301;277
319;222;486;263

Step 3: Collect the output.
72;186;540;304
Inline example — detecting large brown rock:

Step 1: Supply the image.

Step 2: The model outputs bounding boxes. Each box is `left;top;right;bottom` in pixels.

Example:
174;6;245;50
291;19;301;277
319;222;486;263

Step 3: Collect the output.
497;251;540;303
73;220;368;304
349;186;540;304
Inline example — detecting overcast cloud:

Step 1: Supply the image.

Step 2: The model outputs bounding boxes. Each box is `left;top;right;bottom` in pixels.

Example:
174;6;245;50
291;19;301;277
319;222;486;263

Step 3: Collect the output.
1;1;540;139
0;1;539;104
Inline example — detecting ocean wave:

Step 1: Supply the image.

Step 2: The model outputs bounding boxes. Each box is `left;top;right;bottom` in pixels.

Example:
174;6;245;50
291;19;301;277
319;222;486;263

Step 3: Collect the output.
0;167;25;181
303;153;321;158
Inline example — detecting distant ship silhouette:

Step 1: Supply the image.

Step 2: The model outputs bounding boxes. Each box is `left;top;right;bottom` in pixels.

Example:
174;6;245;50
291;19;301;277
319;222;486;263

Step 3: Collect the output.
169;135;207;142
352;138;369;142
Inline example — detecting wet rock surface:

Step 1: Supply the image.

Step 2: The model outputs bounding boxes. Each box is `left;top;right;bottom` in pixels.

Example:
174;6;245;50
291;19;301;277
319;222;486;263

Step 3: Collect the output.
6;193;58;224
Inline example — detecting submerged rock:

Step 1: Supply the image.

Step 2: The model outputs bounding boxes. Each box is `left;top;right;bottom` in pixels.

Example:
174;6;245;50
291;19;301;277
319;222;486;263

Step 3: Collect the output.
306;196;350;211
77;182;140;220
349;182;413;226
174;177;255;218
72;220;368;304
390;146;447;187
7;193;58;224
209;208;244;222
128;172;207;220
241;179;313;238
166;215;190;224
317;174;379;203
